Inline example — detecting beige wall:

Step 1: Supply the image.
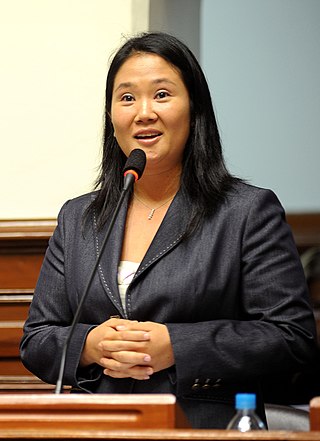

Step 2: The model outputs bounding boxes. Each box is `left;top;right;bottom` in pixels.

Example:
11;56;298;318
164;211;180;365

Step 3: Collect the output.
0;0;150;219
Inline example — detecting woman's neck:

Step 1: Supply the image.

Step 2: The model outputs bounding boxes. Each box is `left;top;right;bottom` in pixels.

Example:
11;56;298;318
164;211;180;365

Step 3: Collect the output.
133;167;181;204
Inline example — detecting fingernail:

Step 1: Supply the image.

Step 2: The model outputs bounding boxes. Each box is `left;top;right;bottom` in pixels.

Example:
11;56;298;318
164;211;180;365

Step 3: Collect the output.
144;355;151;362
116;325;126;330
143;333;150;339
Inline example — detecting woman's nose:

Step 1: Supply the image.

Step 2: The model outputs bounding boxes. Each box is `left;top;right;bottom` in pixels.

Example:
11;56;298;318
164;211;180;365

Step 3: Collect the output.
134;99;157;122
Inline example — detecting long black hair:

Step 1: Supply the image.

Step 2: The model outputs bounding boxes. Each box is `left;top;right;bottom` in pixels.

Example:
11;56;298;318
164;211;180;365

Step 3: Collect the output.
87;31;239;235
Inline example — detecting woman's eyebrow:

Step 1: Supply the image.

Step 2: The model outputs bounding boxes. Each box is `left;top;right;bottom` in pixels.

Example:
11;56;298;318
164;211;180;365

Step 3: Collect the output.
114;78;176;93
114;82;133;93
152;78;176;86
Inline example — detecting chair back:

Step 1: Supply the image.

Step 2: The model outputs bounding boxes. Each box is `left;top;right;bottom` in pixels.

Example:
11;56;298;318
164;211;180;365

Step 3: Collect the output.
265;403;309;431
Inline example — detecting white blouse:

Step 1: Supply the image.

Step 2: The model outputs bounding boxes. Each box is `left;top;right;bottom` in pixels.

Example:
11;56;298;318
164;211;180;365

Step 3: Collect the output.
117;260;140;313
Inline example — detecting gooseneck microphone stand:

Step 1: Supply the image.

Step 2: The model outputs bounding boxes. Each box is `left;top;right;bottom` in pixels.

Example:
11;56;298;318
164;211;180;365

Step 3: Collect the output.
55;149;146;394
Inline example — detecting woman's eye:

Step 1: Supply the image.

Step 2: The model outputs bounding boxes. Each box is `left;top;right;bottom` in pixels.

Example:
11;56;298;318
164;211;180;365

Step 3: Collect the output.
121;94;134;102
156;91;169;99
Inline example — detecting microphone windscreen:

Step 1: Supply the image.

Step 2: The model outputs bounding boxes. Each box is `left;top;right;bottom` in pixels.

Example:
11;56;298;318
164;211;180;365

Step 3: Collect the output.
123;149;146;180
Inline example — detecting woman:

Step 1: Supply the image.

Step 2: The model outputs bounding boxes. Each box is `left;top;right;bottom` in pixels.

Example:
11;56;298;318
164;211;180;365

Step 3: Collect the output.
20;32;318;429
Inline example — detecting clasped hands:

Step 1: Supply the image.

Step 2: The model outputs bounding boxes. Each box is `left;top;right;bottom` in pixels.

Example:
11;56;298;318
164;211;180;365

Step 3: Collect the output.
80;318;175;380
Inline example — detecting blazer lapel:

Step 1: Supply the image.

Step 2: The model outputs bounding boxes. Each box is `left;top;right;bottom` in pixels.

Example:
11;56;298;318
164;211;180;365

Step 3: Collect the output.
92;190;191;311
93;193;130;315
135;190;191;279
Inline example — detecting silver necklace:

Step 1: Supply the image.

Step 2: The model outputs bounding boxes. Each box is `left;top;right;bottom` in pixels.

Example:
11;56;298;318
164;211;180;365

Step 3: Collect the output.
134;194;174;220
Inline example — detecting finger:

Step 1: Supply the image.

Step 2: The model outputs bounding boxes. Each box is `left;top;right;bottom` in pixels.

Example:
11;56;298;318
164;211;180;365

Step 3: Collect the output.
99;329;149;345
100;352;151;368
111;351;151;365
116;321;153;332
99;339;149;353
107;318;139;329
103;366;153;380
115;329;150;341
99;356;132;372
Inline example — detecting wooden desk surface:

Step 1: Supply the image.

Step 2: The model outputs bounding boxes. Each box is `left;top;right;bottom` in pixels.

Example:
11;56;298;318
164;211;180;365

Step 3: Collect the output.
0;429;319;440
0;394;319;440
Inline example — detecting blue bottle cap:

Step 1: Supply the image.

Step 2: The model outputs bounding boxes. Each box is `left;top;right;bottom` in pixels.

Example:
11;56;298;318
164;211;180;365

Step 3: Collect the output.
235;393;256;410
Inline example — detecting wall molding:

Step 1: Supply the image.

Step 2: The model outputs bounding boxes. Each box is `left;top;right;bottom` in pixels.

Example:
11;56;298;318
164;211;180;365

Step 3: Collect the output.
0;219;56;241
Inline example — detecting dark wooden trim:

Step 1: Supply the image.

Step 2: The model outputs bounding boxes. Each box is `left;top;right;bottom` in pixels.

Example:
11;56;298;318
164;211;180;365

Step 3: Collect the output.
0;219;56;256
286;213;320;250
0;289;33;301
0;219;56;241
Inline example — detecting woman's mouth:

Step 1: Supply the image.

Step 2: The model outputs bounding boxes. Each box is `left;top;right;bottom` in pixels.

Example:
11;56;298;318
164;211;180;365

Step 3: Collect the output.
135;134;160;139
134;130;163;145
134;130;162;140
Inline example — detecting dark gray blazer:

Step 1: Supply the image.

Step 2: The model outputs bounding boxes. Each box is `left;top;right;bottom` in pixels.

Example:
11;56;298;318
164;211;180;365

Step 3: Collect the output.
20;182;318;428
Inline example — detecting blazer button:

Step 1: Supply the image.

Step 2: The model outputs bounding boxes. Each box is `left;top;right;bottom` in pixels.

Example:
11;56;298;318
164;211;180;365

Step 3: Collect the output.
191;379;201;391
212;378;222;388
202;379;212;390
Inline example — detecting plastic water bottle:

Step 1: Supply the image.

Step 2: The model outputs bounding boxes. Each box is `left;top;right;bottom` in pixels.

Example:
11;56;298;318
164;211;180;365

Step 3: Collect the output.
226;393;266;432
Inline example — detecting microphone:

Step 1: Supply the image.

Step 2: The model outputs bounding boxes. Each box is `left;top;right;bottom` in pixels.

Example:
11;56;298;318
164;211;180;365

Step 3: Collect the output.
55;148;146;394
123;148;147;190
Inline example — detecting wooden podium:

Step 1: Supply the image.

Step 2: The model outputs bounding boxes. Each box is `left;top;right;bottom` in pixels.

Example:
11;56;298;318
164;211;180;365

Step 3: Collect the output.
1;393;320;440
0;393;190;438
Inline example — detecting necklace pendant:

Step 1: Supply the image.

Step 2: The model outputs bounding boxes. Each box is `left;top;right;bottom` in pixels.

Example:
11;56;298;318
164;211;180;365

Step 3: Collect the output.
148;208;155;220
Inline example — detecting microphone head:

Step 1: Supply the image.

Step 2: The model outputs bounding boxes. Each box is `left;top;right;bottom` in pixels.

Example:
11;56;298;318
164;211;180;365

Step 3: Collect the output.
123;149;146;181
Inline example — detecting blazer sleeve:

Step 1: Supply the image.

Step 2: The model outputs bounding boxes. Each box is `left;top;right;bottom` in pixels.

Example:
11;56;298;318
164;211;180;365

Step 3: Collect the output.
166;188;318;397
19;201;97;387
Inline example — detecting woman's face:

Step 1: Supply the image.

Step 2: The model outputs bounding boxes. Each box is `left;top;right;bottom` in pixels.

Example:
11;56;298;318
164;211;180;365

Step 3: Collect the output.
110;52;190;175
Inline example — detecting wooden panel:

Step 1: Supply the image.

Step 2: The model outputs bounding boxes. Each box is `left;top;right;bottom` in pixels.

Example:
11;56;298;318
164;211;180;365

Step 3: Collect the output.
0;394;190;431
0;290;33;378
0;292;32;322
0;254;44;289
0;359;35;377
0;301;31;321
0;377;65;394
0;386;55;395
310;396;320;431
287;213;320;252
0;220;55;385
0;322;23;357
0;219;56;289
